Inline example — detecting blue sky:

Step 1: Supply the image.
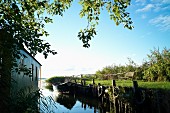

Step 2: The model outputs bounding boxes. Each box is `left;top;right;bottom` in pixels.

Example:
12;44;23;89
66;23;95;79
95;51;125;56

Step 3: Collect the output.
36;0;170;78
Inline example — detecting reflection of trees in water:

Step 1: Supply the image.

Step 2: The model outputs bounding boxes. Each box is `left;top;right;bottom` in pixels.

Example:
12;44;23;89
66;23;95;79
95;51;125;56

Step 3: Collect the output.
53;92;170;113
54;94;110;113
75;95;99;110
55;94;76;110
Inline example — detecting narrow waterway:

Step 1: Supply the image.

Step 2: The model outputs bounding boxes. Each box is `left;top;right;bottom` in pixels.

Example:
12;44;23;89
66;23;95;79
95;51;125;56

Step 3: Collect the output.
39;79;170;113
40;89;103;113
39;79;105;113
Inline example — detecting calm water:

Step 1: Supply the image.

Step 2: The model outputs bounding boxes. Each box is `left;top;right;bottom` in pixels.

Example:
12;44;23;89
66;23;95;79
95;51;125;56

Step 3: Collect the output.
39;80;105;113
40;89;102;113
39;80;170;113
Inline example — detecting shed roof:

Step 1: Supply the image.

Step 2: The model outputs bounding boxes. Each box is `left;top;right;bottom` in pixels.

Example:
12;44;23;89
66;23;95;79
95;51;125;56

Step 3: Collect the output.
22;48;42;66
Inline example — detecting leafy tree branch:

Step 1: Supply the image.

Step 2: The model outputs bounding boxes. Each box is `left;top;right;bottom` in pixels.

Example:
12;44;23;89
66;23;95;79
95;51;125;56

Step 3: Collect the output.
0;0;133;59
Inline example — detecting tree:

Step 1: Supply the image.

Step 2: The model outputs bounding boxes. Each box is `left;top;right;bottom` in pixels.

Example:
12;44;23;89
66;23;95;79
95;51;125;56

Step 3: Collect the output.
143;48;170;81
95;64;127;80
0;0;133;59
125;57;137;72
0;0;133;111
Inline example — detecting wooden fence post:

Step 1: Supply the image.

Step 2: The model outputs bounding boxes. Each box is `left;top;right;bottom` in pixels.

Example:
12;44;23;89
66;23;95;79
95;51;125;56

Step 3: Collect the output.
133;81;138;93
92;79;95;84
81;74;83;85
112;79;116;87
83;79;86;86
112;79;117;103
81;79;83;85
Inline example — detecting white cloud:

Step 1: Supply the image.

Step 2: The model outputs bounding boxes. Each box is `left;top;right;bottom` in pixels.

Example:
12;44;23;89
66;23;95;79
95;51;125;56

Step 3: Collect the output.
135;0;145;2
153;3;170;12
153;4;161;12
150;0;170;4
140;32;152;38
141;14;147;19
135;0;146;5
162;0;170;4
162;5;170;10
136;4;154;12
149;15;170;31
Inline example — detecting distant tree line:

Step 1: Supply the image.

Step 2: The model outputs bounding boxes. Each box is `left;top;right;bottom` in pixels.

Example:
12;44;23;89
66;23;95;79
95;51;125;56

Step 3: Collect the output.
84;48;170;82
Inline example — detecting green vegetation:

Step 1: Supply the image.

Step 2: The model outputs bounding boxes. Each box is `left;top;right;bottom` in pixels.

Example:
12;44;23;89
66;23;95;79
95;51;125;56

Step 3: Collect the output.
45;48;170;91
93;48;170;82
143;48;170;81
45;76;66;84
10;89;40;113
5;87;56;113
1;0;133;110
0;0;132;62
1;0;168;110
45;76;73;84
45;76;170;90
45;76;73;90
85;79;170;90
45;84;53;91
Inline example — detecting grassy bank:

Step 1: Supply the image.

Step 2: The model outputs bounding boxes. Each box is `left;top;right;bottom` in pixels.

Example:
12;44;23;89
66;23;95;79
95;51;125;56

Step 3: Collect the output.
45;76;170;90
85;79;170;90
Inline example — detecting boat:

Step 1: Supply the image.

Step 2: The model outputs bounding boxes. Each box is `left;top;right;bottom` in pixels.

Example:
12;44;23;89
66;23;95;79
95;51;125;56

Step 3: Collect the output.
52;82;76;94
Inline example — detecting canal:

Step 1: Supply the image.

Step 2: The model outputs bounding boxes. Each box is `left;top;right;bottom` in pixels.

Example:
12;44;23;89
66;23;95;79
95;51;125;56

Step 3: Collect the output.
40;79;108;113
39;79;170;113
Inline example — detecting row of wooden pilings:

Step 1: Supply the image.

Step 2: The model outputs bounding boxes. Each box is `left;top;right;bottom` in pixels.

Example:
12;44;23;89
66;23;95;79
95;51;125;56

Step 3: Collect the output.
76;78;139;95
71;79;106;98
57;78;168;113
71;79;142;113
73;78;140;100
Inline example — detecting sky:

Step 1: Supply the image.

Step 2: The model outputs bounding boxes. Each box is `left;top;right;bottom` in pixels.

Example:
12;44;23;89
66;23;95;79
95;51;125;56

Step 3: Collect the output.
35;0;170;78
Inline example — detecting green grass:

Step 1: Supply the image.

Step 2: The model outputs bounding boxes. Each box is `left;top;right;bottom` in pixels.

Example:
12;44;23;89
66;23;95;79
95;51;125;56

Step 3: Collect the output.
46;76;170;90
85;79;170;90
137;81;170;90
45;84;53;91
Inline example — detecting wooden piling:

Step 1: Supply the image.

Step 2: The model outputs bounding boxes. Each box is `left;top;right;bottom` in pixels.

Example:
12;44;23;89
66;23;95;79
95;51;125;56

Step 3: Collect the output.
81;79;83;85
112;79;118;100
83;79;86;86
81;74;83;85
112;79;116;87
92;85;98;97
92;79;95;84
133;81;138;93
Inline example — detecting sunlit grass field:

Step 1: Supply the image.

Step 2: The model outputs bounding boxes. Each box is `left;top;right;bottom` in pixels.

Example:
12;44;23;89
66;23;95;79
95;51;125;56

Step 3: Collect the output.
84;79;170;90
46;77;170;90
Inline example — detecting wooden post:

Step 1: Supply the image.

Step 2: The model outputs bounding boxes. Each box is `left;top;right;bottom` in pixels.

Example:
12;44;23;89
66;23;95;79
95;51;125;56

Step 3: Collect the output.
133;81;138;93
83;79;86;86
112;79;117;100
98;83;101;98
92;79;95;84
81;79;83;85
81;74;83;85
112;79;116;87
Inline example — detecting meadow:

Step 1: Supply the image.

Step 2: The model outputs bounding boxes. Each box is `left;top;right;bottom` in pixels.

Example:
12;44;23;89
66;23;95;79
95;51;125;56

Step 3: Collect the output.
84;79;170;90
45;76;170;90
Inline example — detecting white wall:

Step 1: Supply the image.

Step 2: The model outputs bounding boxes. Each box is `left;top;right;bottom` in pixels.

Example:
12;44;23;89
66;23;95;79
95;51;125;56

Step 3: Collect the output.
11;50;41;95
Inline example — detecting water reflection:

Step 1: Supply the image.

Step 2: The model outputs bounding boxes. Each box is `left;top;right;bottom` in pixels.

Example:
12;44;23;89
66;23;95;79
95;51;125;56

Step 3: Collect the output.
40;80;126;113
53;93;101;113
40;79;170;113
40;80;101;113
55;94;76;110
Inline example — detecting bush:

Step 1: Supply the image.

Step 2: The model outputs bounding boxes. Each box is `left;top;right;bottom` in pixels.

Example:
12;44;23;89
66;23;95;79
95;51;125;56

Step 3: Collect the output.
45;76;66;84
